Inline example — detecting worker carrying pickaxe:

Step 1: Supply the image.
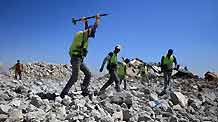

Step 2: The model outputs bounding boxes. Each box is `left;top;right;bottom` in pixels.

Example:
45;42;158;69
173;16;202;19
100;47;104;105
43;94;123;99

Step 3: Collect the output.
60;14;101;98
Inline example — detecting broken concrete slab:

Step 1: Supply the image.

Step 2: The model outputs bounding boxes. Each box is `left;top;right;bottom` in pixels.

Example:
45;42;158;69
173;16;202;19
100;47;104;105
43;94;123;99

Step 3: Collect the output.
204;72;218;81
170;92;188;107
0;104;11;114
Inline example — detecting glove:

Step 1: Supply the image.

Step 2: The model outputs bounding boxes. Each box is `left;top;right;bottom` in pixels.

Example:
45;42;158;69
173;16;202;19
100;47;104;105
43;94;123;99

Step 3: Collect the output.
99;67;103;72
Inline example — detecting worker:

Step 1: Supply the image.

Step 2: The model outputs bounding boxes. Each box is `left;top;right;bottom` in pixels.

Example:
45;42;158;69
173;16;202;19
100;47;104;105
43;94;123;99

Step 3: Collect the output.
160;49;178;94
10;60;24;80
60;14;100;98
99;45;122;94
137;63;149;86
117;58;130;90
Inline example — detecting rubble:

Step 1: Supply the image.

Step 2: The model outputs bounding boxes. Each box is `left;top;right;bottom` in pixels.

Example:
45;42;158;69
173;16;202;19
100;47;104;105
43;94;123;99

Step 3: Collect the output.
170;92;188;107
0;61;217;121
173;68;198;79
0;104;11;114
9;62;72;81
204;71;218;81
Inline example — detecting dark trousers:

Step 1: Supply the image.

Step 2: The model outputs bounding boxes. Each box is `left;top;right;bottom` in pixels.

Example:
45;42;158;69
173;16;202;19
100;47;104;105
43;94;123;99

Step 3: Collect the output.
60;57;91;98
100;69;121;92
15;71;22;80
163;70;172;90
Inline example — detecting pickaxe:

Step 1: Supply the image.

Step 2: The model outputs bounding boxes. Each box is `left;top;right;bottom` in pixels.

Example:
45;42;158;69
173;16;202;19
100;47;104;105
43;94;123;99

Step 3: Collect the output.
72;13;109;25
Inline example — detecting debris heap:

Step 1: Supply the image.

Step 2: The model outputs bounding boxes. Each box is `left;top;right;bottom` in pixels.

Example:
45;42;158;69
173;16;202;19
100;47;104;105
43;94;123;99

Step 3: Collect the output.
0;61;217;122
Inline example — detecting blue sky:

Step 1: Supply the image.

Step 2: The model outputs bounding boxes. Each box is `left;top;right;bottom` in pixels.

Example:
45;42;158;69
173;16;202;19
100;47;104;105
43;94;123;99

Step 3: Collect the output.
0;0;217;76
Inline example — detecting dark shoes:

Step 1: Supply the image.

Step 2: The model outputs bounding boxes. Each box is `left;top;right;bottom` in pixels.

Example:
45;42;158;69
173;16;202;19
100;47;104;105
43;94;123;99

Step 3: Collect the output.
158;90;166;96
81;90;89;97
115;85;121;92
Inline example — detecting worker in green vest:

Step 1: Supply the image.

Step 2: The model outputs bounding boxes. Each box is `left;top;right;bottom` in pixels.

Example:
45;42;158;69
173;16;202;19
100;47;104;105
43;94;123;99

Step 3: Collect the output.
160;49;178;94
99;45;122;94
137;63;149;86
117;58;130;90
60;14;100;98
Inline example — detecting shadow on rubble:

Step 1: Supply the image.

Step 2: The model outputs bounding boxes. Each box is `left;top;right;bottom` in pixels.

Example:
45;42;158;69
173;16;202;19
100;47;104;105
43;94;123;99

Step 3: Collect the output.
109;93;133;109
36;92;58;100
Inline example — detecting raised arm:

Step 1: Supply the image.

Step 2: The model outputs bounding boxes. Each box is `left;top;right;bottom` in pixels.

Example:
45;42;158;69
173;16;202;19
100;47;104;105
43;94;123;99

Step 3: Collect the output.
99;53;112;72
81;17;89;30
93;14;100;30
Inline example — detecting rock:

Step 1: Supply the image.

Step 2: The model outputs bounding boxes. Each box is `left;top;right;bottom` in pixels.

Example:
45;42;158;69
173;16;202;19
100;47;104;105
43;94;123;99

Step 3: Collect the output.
91;109;101;121
129;114;138;122
129;86;138;90
204;71;218;81
110;91;133;108
45;111;58;122
112;110;123;121
55;105;66;120
85;102;95;110
170;92;188;107
0;94;10;101
74;99;86;108
25;109;46;121
30;95;43;108
100;116;113;122
122;109;133;121
169;115;178;122
62;95;72;106
10;98;21;107
141;88;151;95
173;104;183;111
0;114;8;121
138;111;152;121
121;103;128;109
173;69;196;79
55;96;62;103
7;109;23;122
0;104;11;114
14;85;26;94
103;101;120;114
26;104;38;113
149;93;159;101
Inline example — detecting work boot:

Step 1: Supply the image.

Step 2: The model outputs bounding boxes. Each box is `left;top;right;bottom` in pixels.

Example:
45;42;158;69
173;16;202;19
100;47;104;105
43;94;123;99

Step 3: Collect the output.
81;87;89;97
115;85;121;92
81;84;89;96
60;93;66;99
81;90;89;97
158;90;166;96
98;90;106;96
124;86;127;90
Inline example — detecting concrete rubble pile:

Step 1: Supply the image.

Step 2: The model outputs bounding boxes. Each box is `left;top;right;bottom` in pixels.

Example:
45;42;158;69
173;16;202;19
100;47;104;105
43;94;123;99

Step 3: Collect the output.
204;72;218;81
9;62;72;81
0;61;217;122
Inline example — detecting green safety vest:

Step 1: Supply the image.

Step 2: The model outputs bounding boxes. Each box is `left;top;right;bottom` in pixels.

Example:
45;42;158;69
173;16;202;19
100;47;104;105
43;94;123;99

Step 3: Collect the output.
69;31;88;57
163;55;174;69
108;52;117;66
117;62;126;79
140;65;148;77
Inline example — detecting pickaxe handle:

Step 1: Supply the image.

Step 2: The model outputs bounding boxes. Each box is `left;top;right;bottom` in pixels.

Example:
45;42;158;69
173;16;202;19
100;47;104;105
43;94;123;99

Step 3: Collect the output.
72;14;109;25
